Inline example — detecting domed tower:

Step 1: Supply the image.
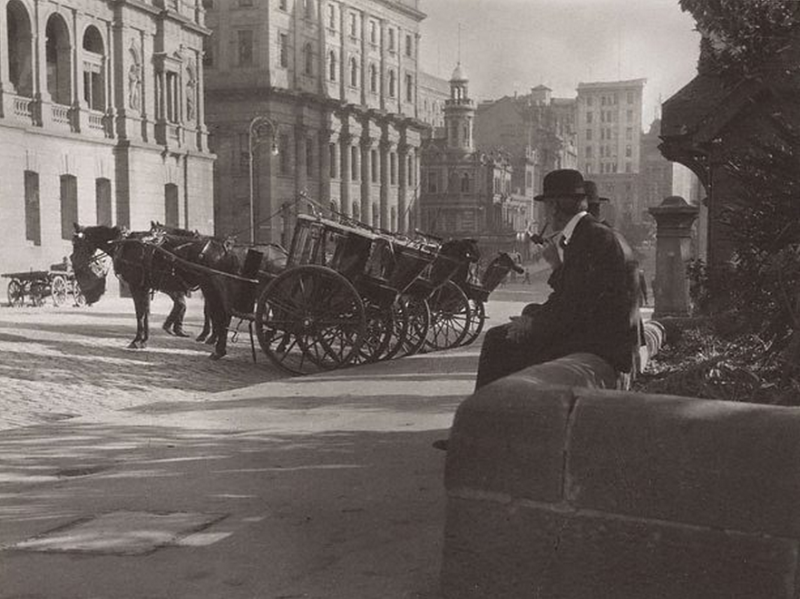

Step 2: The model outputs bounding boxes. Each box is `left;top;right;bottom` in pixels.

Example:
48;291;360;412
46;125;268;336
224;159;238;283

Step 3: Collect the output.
444;63;475;153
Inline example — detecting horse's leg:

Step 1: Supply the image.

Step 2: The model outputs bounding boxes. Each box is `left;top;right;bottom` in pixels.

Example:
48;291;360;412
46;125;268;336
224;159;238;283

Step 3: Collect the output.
129;288;145;349
196;299;211;342
212;312;232;360
205;285;229;360
141;292;150;348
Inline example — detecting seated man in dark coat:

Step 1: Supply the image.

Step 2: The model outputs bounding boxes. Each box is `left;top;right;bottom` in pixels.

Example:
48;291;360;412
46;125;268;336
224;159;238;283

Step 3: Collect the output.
475;169;642;390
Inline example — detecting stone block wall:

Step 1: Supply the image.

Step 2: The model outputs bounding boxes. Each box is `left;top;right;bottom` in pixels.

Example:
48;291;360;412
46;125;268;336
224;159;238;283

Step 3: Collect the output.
442;354;800;599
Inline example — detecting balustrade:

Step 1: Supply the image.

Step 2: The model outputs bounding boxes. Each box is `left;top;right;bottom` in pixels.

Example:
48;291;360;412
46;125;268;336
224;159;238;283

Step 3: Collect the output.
51;104;72;128
13;95;33;121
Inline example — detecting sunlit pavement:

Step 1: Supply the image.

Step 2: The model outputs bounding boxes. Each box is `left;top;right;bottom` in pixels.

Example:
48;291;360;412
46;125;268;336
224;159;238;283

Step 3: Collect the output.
0;273;653;598
0;291;510;599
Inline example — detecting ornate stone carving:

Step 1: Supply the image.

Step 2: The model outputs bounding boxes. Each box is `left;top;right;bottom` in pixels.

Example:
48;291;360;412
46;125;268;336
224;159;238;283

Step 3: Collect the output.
128;40;142;112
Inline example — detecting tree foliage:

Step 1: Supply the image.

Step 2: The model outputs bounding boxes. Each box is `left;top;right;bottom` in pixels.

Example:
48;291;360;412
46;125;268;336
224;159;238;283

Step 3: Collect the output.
679;0;800;77
682;120;800;393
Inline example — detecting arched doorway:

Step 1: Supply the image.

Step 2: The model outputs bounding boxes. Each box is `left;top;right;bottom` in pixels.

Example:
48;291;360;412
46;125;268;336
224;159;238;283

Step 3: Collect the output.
7;1;33;97
46;13;72;105
82;25;105;111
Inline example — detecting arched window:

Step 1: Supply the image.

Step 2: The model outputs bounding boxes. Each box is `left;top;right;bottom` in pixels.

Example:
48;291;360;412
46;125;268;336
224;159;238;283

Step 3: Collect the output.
349;57;358;87
82;25;105;111
46;14;72;105
388;69;396;98
7;1;34;97
303;43;313;75
328;51;337;81
369;63;378;93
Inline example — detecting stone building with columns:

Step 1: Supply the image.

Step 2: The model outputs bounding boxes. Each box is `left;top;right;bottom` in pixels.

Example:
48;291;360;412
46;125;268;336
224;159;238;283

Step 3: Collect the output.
0;0;214;276
203;0;427;246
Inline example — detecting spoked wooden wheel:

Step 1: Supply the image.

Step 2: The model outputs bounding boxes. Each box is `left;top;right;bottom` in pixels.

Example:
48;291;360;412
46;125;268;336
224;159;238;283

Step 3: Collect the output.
7;280;24;307
425;280;471;351
397;296;431;357
72;281;87;307
51;276;68;307
349;301;395;366
460;299;486;347
381;298;411;361
254;265;366;375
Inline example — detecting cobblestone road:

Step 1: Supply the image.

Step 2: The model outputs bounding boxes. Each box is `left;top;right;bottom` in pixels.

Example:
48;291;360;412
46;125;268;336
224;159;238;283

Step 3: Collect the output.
0;295;287;431
0;273;556;432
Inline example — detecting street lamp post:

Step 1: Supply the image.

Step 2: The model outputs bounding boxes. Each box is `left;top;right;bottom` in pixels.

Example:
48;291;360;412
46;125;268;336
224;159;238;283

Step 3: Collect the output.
248;115;279;244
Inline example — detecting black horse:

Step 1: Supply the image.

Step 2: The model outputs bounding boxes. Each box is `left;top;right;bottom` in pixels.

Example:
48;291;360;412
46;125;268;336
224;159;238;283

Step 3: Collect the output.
437;237;481;285
71;224;240;359
195;242;290;344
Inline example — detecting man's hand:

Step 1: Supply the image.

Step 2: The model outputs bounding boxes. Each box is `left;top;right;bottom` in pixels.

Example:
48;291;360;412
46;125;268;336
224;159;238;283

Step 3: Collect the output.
506;315;534;343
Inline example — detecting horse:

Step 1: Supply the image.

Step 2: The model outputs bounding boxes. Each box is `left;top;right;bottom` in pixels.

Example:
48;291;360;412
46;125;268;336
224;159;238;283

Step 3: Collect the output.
480;252;525;290
71;224;240;360
436;238;481;286
195;242;290;344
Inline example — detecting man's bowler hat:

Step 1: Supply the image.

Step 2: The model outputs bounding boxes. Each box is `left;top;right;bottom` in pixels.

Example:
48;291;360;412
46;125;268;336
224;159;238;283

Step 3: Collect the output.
584;180;610;204
534;169;587;201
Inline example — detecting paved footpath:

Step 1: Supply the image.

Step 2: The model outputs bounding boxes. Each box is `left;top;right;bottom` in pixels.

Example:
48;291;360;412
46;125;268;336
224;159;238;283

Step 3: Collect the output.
0;291;540;599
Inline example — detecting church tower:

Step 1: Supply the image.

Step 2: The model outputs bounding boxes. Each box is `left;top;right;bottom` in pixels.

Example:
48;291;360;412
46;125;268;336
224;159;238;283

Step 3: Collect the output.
444;63;475;153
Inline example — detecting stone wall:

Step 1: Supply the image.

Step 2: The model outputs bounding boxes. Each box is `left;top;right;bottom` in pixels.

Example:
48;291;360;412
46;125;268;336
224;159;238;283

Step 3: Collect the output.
442;353;800;599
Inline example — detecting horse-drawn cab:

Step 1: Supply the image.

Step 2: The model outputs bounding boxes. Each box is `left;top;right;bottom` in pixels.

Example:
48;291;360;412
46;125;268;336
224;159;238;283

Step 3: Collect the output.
245;213;484;374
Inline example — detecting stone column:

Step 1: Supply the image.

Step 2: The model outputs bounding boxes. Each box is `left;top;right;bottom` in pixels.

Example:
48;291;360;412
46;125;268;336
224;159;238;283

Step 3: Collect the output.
397;142;409;233
379;138;392;230
339;132;352;219
360;135;373;227
295;123;307;193
649;195;699;318
319;127;332;207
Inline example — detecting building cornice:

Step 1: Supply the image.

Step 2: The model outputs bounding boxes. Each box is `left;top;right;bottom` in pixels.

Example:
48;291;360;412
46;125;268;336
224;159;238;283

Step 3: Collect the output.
158;5;212;36
373;0;427;22
119;0;160;18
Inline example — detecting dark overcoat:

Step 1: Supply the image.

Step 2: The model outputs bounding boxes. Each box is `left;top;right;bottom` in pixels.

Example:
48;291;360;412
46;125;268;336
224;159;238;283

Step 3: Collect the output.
476;214;641;389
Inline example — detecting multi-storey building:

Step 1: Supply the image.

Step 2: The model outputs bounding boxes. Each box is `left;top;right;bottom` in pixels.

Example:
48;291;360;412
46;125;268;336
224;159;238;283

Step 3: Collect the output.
419;65;529;257
204;0;427;246
575;78;645;223
0;0;214;276
418;70;448;135
474;85;576;228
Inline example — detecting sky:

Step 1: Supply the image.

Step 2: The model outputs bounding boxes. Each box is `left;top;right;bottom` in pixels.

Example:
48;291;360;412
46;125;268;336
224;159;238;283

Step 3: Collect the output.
418;0;701;130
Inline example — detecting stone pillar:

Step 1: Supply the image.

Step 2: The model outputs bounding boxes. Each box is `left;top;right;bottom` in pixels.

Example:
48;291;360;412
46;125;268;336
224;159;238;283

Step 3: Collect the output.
649;196;699;318
339;132;352;219
397;143;409;233
379;138;392;230
295;123;307;192
319;127;332;207
360;135;373;226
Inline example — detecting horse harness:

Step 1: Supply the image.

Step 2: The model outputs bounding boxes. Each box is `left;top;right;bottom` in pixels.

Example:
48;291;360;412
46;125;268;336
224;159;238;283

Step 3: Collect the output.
111;231;211;293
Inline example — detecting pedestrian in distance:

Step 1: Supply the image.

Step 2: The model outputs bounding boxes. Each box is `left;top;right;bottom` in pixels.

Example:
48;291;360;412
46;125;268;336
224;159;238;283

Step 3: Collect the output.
474;168;643;390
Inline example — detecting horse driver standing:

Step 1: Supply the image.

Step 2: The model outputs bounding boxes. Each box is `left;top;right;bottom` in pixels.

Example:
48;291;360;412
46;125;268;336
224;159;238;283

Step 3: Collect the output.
162;291;190;337
474;168;642;390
